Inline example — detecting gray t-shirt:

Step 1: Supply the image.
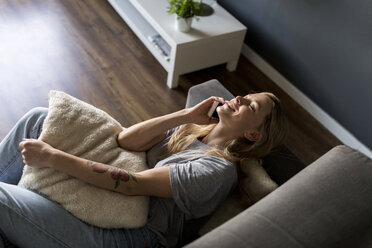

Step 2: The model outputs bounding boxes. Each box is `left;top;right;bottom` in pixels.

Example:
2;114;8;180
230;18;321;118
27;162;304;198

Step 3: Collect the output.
145;127;238;247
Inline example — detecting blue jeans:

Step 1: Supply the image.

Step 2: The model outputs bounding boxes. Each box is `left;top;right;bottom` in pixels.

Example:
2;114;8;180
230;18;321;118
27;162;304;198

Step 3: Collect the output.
0;108;159;248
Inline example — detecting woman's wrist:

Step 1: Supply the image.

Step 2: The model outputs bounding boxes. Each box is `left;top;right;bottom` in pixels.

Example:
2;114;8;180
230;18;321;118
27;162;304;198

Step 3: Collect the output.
178;108;194;124
47;148;64;169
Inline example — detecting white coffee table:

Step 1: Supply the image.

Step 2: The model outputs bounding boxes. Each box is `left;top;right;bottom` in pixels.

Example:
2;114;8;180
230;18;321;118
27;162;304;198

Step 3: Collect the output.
108;0;247;88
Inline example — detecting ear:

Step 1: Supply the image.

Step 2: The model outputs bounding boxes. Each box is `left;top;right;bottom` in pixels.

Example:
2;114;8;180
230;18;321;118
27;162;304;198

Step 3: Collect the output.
244;131;260;142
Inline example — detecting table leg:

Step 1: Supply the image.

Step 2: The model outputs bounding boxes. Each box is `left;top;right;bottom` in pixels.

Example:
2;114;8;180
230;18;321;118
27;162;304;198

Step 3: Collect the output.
166;70;179;88
226;58;238;72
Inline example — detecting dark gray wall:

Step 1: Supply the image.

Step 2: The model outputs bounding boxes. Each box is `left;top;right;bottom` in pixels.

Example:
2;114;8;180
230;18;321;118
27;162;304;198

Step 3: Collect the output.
219;0;372;150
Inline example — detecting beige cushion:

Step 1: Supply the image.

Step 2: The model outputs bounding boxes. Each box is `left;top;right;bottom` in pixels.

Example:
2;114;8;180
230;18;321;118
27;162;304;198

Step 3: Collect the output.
199;158;278;235
239;158;279;205
18;91;149;228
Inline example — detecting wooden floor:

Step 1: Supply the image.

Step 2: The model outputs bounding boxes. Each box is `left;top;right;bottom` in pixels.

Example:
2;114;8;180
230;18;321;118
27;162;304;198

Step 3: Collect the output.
0;0;341;164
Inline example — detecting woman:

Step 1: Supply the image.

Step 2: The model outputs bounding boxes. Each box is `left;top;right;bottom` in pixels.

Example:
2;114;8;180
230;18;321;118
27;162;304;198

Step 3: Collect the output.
0;93;287;248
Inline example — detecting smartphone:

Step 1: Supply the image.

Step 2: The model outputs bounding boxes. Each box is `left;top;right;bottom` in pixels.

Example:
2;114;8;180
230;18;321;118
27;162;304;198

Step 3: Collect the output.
207;101;223;119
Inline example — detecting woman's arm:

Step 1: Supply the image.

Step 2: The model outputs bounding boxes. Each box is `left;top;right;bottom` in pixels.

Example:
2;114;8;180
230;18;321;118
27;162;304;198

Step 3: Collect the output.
18;96;224;197
118;109;189;152
19;139;172;198
118;96;224;152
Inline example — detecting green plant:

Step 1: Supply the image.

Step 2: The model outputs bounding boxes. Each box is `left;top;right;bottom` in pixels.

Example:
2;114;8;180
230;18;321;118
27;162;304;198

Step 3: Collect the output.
167;0;204;19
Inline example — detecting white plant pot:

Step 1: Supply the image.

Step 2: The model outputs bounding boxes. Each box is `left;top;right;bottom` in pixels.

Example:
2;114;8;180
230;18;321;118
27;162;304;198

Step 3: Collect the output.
175;16;193;33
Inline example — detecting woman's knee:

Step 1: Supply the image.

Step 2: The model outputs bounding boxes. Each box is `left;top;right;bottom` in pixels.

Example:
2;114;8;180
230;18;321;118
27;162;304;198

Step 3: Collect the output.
22;107;48;128
0;182;16;207
24;107;48;120
18;107;48;139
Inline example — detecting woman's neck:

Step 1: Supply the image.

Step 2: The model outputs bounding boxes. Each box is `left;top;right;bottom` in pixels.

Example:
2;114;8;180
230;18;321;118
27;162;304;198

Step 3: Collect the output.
202;124;239;148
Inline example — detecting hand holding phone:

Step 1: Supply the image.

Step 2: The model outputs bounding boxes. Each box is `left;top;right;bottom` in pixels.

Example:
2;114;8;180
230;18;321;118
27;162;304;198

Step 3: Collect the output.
208;101;223;119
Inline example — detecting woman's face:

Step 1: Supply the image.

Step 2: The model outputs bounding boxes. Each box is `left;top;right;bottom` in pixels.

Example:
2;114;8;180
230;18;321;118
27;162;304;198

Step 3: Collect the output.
217;93;274;140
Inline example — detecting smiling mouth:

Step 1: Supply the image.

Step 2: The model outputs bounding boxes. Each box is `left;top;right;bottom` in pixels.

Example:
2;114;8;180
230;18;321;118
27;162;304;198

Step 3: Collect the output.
226;103;235;112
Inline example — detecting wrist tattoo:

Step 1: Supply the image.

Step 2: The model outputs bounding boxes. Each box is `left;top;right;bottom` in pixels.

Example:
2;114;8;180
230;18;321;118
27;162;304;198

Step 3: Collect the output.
87;161;138;189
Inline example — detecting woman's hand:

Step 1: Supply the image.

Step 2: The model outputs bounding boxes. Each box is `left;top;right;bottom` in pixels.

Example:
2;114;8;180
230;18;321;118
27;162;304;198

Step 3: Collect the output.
187;96;225;125
19;139;56;169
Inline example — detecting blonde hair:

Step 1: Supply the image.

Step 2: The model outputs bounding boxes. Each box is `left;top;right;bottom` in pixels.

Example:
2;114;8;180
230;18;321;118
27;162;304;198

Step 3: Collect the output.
166;92;288;163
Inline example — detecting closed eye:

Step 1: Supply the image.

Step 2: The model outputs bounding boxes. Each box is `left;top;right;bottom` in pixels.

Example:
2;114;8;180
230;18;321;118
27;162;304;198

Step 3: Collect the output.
242;96;258;112
249;104;256;112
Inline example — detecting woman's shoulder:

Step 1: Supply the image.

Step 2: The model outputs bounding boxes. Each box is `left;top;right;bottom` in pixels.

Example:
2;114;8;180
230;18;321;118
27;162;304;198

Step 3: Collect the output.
191;155;237;177
195;154;234;166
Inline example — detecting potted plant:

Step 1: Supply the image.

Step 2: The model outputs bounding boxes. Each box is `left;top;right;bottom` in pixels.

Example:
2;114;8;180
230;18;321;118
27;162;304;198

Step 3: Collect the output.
167;0;204;32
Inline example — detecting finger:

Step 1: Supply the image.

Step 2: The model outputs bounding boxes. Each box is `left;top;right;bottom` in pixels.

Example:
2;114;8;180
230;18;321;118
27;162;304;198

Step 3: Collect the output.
205;97;224;106
204;97;216;103
19;141;30;149
20;139;38;148
22;155;27;164
212;97;224;104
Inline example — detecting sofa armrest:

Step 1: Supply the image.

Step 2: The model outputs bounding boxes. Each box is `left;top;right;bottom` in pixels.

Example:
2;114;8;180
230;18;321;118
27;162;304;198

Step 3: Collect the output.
185;79;234;108
185;145;372;248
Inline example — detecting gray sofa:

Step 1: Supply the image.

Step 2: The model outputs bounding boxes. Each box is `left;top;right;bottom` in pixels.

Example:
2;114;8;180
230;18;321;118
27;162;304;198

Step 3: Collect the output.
184;79;372;248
